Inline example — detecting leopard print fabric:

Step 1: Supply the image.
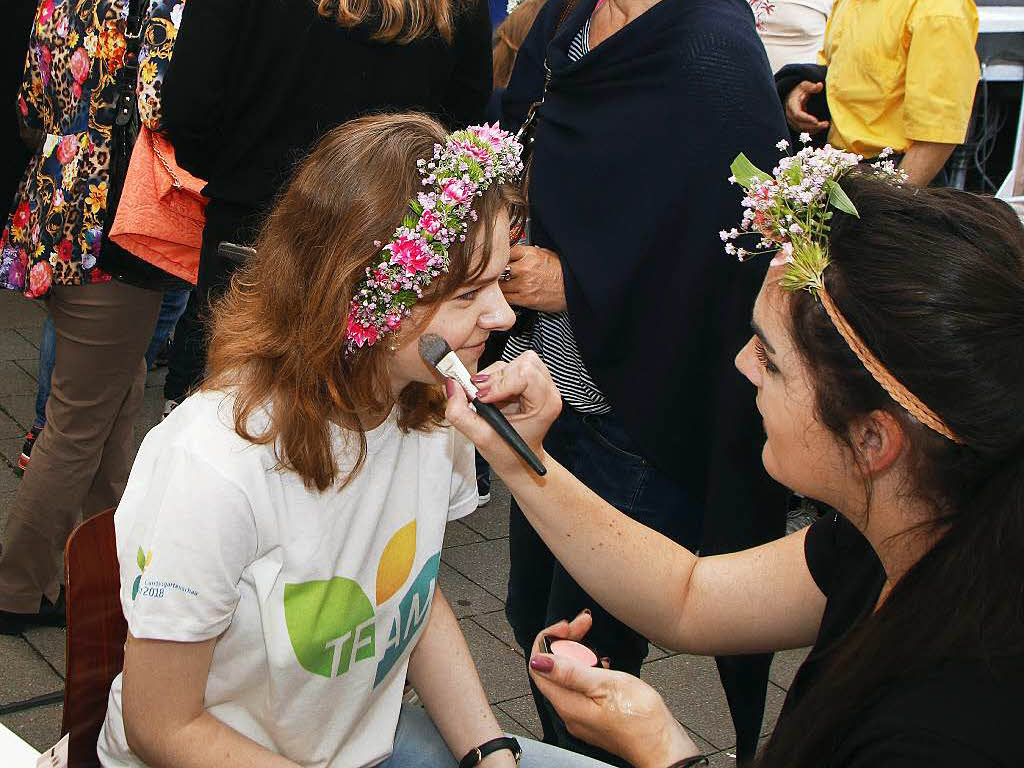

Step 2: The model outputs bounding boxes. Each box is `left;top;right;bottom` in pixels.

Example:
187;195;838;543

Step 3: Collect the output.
0;0;185;298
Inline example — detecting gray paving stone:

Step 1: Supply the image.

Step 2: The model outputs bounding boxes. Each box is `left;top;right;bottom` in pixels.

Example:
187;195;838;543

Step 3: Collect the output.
460;489;510;540
444;519;484;548
0;329;39;360
14;359;39;383
0;393;36;431
473;610;522;657
492;705;533;739
438;563;503;619
497;694;541;738
0;635;63;704
442;538;510;601
0;291;46;330
0;702;63;753
0;408;26;440
0;461;22;494
769;646;809;691
459;619;532;704
0;361;36;397
145;365;167;390
23;627;66;679
0;491;16;532
639;653;787;750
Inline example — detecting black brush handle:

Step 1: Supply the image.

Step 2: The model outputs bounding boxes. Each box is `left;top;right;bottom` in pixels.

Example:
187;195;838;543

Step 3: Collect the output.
471;398;546;476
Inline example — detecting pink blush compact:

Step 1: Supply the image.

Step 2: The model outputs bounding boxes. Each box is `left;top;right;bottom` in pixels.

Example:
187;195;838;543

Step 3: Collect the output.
549;639;599;667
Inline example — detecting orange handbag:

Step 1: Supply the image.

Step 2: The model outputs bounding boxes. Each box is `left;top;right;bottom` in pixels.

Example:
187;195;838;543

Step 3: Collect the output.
108;127;207;284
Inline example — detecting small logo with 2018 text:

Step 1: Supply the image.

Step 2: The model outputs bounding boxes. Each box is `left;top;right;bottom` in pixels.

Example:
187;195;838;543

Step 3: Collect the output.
132;546;153;600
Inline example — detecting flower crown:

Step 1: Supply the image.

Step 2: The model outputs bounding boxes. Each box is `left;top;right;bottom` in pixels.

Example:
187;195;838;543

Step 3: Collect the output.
723;137;964;444
345;124;523;352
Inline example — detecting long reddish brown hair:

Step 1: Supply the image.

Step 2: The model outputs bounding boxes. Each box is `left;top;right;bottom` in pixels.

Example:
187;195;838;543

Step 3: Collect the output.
203;113;524;491
315;0;467;43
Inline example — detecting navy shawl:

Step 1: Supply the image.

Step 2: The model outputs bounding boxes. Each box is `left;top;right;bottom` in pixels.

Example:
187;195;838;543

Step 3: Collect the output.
501;0;788;550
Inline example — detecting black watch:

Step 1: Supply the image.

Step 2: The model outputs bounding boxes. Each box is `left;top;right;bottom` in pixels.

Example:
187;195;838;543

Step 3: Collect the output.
459;736;522;767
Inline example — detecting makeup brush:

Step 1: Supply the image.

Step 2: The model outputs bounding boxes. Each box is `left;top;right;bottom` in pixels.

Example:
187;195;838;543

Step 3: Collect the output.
418;333;547;476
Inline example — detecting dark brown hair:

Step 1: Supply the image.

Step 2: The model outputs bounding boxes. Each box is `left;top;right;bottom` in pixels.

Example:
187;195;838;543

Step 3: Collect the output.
203;113;524;491
760;174;1024;766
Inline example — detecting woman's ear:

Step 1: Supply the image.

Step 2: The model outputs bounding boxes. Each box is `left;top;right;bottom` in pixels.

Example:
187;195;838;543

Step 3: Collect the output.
851;409;906;476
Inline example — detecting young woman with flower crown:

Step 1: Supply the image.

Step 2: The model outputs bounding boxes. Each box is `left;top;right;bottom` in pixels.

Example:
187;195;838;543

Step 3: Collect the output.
96;114;607;768
447;142;1024;768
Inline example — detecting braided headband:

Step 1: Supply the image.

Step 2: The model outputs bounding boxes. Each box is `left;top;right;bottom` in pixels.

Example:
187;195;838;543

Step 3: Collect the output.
723;137;963;444
345;124;523;353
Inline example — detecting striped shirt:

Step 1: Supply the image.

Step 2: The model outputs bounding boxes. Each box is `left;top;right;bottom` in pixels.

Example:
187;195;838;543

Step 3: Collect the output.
502;17;612;415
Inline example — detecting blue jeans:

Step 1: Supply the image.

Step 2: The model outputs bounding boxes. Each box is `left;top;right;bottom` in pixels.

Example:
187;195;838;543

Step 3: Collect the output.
505;406;702;765
385;704;611;768
33;288;190;427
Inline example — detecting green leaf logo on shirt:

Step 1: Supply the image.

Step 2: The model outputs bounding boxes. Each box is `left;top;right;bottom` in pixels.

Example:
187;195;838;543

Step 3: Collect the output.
284;578;376;678
131;547;153;600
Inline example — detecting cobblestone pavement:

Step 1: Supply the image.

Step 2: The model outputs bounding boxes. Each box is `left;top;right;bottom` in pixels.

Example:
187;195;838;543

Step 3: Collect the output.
0;289;807;764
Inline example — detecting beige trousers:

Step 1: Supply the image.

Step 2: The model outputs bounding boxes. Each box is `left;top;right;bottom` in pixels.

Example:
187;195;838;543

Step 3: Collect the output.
0;280;161;613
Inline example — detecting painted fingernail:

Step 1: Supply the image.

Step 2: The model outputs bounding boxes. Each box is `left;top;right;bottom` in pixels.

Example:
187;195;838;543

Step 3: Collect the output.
444;379;456;398
530;655;554;673
471;374;490;384
600;656;611;668
475;386;491;398
581;608;592;617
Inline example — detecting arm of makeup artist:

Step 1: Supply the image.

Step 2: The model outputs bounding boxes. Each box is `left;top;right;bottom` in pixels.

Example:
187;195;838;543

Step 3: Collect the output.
122;588;515;768
443;354;826;762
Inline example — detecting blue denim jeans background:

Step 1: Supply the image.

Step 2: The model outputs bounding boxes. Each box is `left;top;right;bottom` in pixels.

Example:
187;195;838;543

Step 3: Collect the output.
33;288;190;427
505;405;702;765
384;703;611;768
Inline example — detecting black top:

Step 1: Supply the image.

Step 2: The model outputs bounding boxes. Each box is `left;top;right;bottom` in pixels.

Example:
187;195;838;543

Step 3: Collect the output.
162;0;492;221
499;0;789;553
784;514;1024;766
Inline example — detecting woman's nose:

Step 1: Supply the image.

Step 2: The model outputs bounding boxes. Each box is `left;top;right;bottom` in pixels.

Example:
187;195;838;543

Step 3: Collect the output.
735;337;761;387
480;287;516;331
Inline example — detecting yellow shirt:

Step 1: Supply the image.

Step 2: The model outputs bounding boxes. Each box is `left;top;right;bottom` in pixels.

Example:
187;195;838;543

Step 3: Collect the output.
818;0;979;157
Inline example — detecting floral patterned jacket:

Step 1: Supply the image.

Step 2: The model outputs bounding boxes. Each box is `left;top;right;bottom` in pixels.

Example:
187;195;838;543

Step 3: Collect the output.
0;0;186;298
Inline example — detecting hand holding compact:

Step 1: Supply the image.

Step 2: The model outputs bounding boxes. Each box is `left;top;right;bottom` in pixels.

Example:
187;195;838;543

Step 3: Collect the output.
500;245;568;313
527;613;702;768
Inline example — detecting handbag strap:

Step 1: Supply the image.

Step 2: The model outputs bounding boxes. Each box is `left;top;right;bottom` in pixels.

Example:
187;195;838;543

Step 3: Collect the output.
114;0;148;127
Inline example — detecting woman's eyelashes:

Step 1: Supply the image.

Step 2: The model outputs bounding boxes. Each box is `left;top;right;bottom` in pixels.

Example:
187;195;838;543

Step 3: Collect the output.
753;337;779;374
455;288;479;301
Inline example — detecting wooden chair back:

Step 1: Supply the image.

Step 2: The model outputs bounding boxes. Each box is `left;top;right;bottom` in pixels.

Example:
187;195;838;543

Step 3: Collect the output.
62;509;127;768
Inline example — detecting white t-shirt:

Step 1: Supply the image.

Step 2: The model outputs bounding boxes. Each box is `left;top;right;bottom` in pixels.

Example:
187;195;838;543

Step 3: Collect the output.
98;390;477;768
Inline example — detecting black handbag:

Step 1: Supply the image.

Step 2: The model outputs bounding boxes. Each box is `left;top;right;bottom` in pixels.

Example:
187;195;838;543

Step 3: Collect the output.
97;0;191;291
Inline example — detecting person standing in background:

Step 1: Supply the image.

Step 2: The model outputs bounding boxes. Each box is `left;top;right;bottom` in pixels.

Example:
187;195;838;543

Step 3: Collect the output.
782;0;979;186
0;0;182;634
159;0;493;421
757;0;831;74
496;0;789;761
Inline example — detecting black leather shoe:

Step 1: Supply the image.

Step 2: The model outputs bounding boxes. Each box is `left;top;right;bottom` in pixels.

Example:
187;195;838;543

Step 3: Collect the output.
0;588;66;635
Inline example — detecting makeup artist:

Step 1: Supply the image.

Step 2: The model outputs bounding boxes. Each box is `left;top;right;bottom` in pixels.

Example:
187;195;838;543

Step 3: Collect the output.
494;0;788;760
447;173;1024;768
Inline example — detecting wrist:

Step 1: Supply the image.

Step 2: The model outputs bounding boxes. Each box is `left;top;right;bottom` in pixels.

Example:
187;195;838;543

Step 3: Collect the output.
636;719;701;768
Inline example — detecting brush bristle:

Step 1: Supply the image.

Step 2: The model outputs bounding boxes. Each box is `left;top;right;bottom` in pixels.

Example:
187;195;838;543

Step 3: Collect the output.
417;333;452;366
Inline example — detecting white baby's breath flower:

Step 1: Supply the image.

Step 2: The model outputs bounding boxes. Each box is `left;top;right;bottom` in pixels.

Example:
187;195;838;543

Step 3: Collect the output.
776;139;789;151
799;132;812;144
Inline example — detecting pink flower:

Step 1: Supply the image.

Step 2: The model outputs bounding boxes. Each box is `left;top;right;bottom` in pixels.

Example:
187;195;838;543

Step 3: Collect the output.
56;135;78;165
346;311;379;348
441;179;475;206
37;0;54;27
18;96;28;117
419;209;442;236
472;123;506;150
454;140;490;164
28;261;52;298
38;46;52;87
57;239;72;262
8;250;27;290
388;235;431;275
70;47;90;85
